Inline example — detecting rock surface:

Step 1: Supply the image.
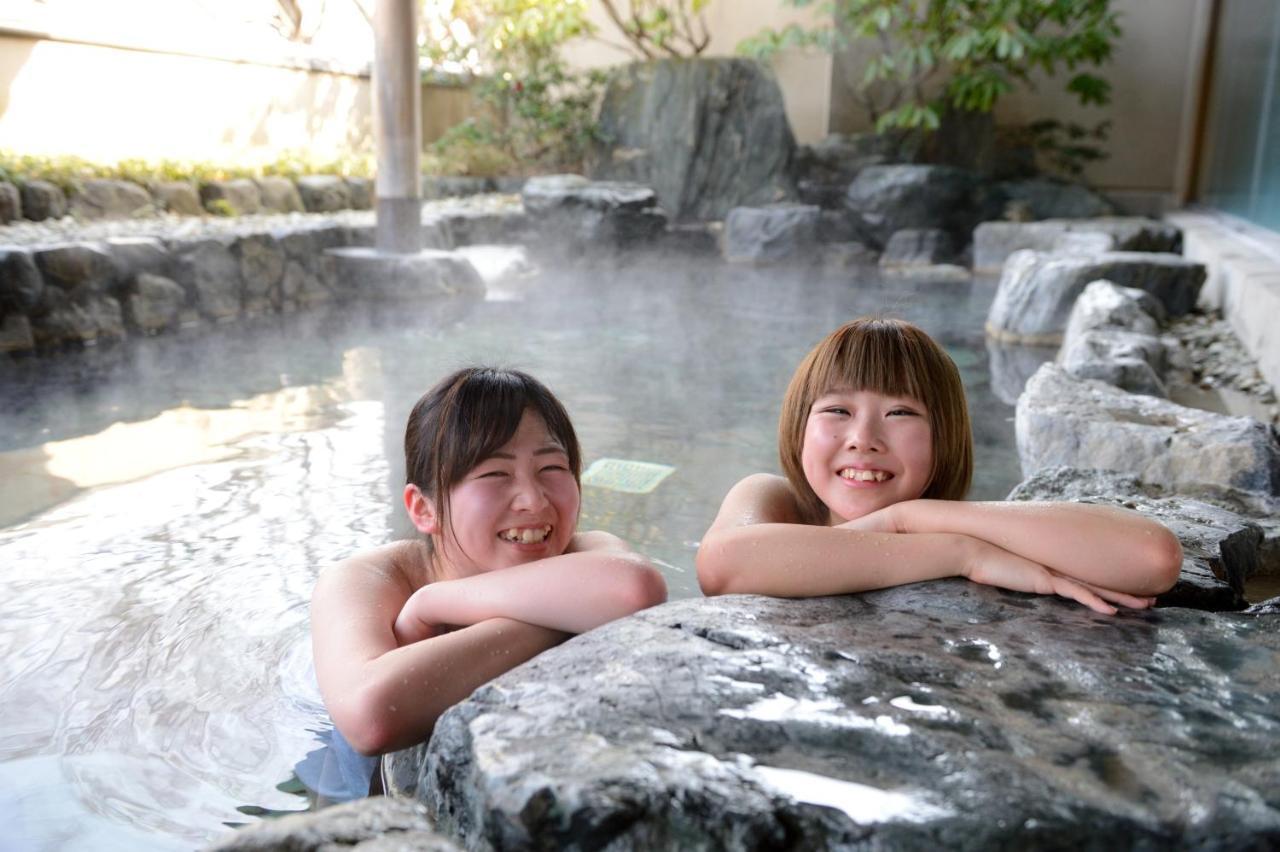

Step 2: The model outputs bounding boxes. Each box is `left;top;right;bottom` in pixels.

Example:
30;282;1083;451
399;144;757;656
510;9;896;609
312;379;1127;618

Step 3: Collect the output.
18;179;67;221
1058;281;1169;396
591;58;797;221
385;589;1280;849
986;251;1206;344
1016;364;1280;500
1008;466;1263;610
972;218;1183;273
206;798;458;851
0;181;21;222
879;227;956;268
69;179;153;220
843;164;983;247
722;204;820;264
201;179;263;216
297;175;353;213
521;174;667;248
995;177;1116;221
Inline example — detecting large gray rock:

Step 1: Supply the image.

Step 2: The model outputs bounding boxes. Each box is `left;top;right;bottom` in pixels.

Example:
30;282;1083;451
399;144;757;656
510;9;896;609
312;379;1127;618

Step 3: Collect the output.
1016;364;1280;500
1058;280;1168;396
103;237;172;285
200;179;262;216
33;243;119;293
0;247;44;314
233;234;285;314
254;176;304;213
0;314;34;353
0;181;19;222
590;58;797;222
69;179;153;219
996;177;1116;221
297;175;352;212
986;250;1206;344
722;204;819;264
152;181;204;216
973;218;1183;273
387;589;1280;849
325;247;484;302
843;164;981;247
521;174;667;248
206;797;458;851
124;273;186;334
30;287;125;347
18;179;67;221
1008;466;1263;610
793;132;907;208
170;238;242;320
879;227;957;268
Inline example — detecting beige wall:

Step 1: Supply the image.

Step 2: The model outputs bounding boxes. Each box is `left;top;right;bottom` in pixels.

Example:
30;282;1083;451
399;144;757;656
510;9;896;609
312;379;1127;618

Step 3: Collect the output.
562;0;834;145
830;0;1211;195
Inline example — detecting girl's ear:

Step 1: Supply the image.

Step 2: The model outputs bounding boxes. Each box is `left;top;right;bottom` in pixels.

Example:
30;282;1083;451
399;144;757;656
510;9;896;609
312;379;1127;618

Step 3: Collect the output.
404;484;439;535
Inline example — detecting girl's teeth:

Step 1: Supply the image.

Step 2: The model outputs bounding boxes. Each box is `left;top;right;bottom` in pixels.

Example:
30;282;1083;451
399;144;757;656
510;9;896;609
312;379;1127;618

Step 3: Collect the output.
500;525;552;543
841;469;888;482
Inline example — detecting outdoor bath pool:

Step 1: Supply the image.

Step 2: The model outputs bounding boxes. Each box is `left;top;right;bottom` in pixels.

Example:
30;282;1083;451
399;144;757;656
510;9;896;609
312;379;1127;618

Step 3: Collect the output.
0;247;1028;849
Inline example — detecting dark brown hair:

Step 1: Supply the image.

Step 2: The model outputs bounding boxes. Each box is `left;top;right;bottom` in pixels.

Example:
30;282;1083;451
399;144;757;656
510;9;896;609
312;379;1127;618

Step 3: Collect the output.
778;318;973;524
404;367;582;527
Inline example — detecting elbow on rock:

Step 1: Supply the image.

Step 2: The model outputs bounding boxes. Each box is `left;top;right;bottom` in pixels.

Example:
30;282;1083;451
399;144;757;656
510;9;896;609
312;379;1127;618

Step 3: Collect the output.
619;556;669;612
695;548;731;597
331;689;402;757
1147;526;1184;595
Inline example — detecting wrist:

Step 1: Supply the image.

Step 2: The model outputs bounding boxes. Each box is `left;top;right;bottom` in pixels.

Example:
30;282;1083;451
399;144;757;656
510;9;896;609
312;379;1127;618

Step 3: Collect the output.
956;534;981;579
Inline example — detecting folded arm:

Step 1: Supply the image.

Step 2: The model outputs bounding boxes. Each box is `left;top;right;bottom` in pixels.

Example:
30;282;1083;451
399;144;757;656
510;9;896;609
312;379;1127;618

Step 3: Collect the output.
393;532;667;645
863;499;1182;598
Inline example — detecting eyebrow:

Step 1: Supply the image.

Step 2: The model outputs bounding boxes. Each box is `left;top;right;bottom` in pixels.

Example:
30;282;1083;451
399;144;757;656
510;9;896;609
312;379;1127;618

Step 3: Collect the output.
488;445;567;460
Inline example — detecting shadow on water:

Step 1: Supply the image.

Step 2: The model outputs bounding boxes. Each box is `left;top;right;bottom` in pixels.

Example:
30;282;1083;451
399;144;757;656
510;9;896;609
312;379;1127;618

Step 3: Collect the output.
0;245;1024;848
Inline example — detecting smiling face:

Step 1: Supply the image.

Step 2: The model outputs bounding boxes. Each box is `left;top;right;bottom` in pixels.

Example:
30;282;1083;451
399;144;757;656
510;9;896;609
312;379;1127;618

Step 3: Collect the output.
801;388;934;524
415;408;580;576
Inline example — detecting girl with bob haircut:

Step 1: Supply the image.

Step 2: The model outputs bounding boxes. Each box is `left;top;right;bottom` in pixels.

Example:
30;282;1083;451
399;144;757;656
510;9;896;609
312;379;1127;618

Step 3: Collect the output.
312;367;667;759
698;318;1182;612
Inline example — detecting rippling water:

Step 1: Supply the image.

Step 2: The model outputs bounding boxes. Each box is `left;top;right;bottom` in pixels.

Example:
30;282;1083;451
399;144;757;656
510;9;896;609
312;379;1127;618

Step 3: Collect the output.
0;247;1027;848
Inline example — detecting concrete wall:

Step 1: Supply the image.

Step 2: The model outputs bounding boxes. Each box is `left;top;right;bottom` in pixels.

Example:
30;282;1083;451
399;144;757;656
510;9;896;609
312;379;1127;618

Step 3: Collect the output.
561;0;833;145
830;0;1211;198
0;30;473;166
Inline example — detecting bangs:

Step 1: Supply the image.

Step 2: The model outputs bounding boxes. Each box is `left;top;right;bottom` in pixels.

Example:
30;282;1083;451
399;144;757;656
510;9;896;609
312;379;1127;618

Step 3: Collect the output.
803;321;928;404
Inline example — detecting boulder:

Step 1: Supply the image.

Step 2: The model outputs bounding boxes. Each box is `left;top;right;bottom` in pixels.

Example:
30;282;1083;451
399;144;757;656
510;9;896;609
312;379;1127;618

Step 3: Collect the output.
1008;466;1263;610
972;218;1183;273
33;243;119;293
986;250;1206;345
722;204;820;264
386;589;1280;849
233;234;285;313
152;181;204;216
422;175;492;199
124;273;186;334
996;177;1115;220
0;314;34;353
793;132;903;208
69;179;153;219
986;338;1059;405
0;181;20;222
18;179;67;221
879;228;957;268
521;174;667;248
1058;280;1168;396
30;287;124;347
345;176;374;209
843;164;981;247
200;179;262;216
206;797;458;852
254;176;304;213
590;58;797;221
1016;364;1280;500
296;175;352;213
169;238;242;320
103;237;172;285
325;247;485;302
0;247;44;315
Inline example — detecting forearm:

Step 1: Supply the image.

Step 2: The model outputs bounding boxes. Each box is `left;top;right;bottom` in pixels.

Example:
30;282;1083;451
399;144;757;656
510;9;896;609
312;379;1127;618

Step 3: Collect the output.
697;523;971;597
891;500;1182;595
328;617;565;755
397;551;666;638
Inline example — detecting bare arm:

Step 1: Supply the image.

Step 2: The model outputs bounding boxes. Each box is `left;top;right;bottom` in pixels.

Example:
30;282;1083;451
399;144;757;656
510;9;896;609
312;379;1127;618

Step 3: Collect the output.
392;537;667;645
865;499;1182;598
311;541;567;755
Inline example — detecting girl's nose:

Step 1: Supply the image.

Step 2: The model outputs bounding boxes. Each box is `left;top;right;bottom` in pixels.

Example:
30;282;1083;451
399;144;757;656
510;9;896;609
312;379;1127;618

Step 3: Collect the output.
846;415;884;452
510;475;550;511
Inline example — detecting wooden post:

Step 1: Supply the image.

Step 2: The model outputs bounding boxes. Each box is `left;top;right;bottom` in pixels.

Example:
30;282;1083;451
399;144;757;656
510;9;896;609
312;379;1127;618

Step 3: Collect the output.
373;0;422;252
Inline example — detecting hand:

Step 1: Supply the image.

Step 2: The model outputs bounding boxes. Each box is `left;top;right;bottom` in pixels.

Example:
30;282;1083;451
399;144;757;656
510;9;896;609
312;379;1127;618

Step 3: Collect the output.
392;609;443;646
836;503;901;535
963;539;1131;615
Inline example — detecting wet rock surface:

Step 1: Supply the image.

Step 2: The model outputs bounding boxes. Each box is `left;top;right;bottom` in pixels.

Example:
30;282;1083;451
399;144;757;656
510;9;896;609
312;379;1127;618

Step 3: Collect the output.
972;218;1181;273
521;174;668;248
384;589;1280;850
843;164;982;248
1058;281;1169;397
1017;364;1280;501
722;204;820;264
207;798;458;851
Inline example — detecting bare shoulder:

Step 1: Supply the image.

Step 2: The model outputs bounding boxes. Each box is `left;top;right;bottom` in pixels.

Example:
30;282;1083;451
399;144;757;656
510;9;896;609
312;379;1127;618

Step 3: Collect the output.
710;473;803;530
567;530;632;554
314;540;429;607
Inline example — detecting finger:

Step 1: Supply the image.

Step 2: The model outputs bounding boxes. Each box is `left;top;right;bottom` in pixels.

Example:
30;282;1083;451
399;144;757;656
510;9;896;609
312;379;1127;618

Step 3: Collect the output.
1050;576;1117;615
1071;580;1156;610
